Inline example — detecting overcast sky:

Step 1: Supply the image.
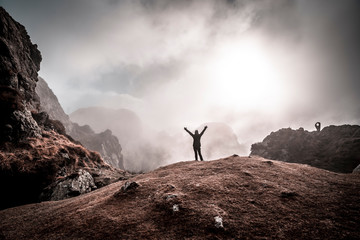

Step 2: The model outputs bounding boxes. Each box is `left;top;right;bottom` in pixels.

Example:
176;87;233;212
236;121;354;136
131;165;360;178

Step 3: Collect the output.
1;0;360;149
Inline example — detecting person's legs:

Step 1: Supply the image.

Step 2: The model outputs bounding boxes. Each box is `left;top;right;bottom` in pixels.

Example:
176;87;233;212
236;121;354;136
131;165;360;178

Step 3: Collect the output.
193;147;198;161
198;148;203;161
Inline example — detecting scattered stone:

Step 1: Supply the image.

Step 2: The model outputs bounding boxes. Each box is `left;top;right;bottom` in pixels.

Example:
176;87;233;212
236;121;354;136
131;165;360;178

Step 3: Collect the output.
214;216;224;228
121;181;139;192
166;194;177;200
167;184;175;189
172;204;179;212
61;152;70;159
265;160;273;165
243;171;252;177
280;191;298;198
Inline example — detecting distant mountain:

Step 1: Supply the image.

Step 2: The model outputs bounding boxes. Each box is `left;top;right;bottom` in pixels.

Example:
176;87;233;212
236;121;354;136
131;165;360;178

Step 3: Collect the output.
197;122;248;159
1;156;359;239
70;106;142;146
251;125;360;173
0;7;128;210
36;77;124;169
70;106;172;172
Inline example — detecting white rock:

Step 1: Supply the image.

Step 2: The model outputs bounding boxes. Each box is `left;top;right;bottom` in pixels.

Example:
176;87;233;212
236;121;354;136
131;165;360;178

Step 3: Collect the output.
172;204;179;212
214;216;223;228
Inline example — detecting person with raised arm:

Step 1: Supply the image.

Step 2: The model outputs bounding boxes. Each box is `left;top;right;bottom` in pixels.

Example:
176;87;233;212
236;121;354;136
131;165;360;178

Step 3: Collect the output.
184;126;208;161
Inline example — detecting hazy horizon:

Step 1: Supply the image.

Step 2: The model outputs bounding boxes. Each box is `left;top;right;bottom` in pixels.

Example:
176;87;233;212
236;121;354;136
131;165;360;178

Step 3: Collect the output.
1;0;360;170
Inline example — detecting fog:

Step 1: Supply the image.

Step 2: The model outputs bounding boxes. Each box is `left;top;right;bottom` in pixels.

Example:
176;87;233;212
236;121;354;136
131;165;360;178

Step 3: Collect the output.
2;0;360;171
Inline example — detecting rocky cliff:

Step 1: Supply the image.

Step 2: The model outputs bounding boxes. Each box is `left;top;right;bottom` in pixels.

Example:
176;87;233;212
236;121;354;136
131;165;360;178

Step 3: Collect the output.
0;7;128;210
36;77;124;169
0;7;42;141
251;125;360;173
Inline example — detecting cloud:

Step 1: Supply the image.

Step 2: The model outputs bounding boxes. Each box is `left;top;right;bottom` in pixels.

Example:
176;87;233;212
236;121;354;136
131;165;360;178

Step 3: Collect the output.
2;0;360;170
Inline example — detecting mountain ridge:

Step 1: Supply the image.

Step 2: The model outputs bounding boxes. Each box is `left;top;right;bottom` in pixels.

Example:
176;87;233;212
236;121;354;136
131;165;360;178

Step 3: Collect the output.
36;77;125;169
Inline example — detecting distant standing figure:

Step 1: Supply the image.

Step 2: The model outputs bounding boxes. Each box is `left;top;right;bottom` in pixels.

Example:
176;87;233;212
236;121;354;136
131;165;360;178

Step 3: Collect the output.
315;122;321;132
184;126;208;161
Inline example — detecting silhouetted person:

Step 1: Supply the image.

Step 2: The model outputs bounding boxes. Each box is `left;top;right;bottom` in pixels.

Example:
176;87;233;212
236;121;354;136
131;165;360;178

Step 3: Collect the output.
184;126;207;161
315;122;321;132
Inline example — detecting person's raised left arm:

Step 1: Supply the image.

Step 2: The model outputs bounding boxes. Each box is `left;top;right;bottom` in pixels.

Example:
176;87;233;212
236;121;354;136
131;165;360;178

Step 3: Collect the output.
184;127;194;137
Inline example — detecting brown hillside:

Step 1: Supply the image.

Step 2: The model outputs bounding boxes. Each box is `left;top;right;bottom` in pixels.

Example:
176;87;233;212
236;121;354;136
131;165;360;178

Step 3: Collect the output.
0;130;128;209
0;156;359;239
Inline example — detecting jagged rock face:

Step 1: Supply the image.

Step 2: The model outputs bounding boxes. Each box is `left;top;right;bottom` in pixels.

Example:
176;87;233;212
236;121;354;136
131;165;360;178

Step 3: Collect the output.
251;125;360;173
35;77;72;131
0;7;41;110
70;124;124;169
35;77;124;169
0;7;42;141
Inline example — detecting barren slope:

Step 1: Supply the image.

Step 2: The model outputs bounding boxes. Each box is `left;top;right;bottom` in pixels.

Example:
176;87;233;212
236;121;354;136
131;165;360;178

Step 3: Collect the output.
1;156;359;239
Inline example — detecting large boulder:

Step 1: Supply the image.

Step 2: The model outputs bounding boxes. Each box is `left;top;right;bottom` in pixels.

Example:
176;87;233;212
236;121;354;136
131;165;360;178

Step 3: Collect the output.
41;169;97;201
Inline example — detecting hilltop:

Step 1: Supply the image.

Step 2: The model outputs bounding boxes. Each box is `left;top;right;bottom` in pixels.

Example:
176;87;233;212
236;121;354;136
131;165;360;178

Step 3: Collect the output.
1;155;359;239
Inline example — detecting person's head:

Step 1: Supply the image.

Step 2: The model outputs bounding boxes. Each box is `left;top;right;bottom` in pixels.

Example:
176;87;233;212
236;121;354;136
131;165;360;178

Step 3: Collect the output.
195;130;199;135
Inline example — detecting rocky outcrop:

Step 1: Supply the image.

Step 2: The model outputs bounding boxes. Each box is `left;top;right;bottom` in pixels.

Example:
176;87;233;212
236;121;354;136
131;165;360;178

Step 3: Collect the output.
251;125;360;173
70;125;124;169
0;7;128;210
36;77;124;169
41;169;97;201
0;7;42;141
35;77;72;131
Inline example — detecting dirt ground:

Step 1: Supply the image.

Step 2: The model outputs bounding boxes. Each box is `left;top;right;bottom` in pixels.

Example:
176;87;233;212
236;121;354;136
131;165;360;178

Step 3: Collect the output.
1;155;359;239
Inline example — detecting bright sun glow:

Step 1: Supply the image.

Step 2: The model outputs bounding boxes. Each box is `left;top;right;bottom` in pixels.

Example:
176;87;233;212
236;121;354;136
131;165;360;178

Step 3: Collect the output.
207;38;285;113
